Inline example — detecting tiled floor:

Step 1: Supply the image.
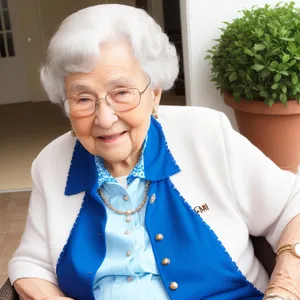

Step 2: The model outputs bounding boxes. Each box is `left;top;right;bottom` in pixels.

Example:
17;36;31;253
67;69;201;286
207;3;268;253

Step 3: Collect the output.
0;101;70;191
0;191;30;287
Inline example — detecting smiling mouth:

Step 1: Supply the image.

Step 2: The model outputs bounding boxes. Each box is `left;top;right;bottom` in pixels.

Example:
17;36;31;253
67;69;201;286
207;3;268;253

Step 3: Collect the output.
98;131;127;140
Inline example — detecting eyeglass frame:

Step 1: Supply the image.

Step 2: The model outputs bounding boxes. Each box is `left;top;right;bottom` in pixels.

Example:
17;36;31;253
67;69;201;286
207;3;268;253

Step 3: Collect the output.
62;79;152;117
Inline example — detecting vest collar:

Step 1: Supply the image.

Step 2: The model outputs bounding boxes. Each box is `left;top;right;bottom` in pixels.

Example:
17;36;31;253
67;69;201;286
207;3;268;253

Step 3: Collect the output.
65;116;180;195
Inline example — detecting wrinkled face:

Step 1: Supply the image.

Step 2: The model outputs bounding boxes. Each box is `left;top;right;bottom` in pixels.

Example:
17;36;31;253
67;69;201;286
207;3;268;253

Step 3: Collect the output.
65;40;161;166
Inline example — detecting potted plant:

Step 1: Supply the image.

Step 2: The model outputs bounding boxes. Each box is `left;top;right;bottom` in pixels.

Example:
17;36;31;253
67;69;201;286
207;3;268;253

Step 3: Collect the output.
206;2;300;173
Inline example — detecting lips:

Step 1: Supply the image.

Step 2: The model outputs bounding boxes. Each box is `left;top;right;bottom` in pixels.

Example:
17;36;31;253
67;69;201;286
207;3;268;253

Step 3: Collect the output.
98;131;126;140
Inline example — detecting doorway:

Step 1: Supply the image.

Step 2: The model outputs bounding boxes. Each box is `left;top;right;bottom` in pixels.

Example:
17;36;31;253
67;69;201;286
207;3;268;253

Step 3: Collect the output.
136;0;186;105
0;0;30;105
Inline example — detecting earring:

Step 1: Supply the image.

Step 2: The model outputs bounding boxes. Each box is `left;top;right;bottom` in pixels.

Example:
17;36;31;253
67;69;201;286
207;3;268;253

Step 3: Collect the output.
71;126;76;137
152;106;159;119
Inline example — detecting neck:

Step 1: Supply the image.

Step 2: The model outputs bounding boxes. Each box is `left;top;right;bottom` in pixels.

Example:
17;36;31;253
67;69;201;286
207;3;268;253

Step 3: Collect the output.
104;151;141;178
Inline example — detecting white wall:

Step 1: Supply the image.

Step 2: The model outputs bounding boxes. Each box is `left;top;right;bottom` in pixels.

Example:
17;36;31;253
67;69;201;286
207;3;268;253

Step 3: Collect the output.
180;0;297;128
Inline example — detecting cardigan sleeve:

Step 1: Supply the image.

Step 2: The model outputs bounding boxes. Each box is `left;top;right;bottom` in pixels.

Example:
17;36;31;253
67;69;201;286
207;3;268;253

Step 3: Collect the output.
8;159;58;285
219;112;300;250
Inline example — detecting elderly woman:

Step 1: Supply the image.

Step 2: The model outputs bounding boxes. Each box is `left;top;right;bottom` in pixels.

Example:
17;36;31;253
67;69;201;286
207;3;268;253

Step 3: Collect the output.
8;4;300;300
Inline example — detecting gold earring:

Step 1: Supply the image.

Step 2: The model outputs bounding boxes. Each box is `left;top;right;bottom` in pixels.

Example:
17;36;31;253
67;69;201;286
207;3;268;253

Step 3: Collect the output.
152;106;159;119
71;126;76;137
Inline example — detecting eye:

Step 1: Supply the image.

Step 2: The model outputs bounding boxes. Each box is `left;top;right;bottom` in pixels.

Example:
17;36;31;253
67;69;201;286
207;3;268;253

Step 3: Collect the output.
117;90;130;96
108;89;134;104
76;96;94;104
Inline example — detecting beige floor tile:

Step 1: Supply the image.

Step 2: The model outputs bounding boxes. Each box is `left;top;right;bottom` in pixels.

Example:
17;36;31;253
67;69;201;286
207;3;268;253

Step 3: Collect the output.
0;256;10;275
13;206;29;220
0;233;6;245
8;218;27;234
0;193;11;211
0;234;6;254
0;213;14;234
0;275;8;287
5;192;30;213
10;192;31;202
0;233;23;257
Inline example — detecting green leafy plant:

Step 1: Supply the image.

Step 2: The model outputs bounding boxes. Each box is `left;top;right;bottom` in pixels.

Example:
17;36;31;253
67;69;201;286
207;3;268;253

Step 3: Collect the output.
205;2;300;106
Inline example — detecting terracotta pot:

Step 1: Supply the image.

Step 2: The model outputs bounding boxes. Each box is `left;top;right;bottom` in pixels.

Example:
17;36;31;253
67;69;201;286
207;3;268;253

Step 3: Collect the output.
224;92;300;173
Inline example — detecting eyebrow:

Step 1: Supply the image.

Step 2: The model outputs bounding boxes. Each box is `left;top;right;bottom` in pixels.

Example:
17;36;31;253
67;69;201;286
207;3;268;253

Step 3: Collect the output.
69;77;135;95
69;84;95;94
107;77;135;89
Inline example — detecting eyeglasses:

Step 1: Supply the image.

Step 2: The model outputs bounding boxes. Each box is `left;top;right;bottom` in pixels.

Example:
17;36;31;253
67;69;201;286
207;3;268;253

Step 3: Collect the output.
62;79;151;118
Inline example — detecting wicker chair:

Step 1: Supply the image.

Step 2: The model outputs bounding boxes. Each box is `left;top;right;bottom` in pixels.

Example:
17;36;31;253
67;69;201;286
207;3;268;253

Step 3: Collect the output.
0;236;276;300
0;279;18;300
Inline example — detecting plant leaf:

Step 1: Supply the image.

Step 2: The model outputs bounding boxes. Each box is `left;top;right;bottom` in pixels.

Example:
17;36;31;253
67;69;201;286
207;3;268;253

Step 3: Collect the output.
261;69;270;78
267;99;275;107
251;64;265;71
270;61;279;69
244;49;254;56
257;28;264;38
280;93;288;105
292;73;299;85
288;42;297;54
280;83;287;93
254;44;266;51
274;73;282;82
229;72;238;82
279;70;289;76
255;54;264;62
282;54;291;63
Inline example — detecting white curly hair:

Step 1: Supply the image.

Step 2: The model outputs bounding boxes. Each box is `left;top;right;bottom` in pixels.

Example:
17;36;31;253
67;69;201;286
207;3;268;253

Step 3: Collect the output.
40;4;179;104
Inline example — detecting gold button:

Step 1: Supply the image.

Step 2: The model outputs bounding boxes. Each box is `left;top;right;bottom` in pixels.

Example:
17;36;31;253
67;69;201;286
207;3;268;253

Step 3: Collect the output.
150;194;156;204
162;258;170;266
155;234;164;241
123;195;129;201
169;281;178;290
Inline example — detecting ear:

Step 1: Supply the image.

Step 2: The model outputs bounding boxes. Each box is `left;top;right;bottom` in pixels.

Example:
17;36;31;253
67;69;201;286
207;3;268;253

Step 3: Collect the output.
153;88;162;106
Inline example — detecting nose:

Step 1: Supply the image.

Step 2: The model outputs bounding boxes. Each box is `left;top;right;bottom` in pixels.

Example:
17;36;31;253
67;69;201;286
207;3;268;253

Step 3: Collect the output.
94;99;118;129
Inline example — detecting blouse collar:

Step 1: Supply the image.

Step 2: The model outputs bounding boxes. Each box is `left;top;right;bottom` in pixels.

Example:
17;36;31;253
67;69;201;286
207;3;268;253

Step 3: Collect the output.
94;135;147;187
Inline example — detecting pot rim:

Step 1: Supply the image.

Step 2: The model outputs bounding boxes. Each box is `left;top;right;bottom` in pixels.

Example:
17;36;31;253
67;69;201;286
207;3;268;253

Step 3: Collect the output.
224;92;300;115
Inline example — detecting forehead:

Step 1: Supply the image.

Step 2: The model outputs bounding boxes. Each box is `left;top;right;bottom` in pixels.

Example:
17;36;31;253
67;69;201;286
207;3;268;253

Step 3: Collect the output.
65;40;145;90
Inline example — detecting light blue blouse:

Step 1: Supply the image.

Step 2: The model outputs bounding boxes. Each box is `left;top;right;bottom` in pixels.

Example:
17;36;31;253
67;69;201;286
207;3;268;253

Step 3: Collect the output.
93;139;169;299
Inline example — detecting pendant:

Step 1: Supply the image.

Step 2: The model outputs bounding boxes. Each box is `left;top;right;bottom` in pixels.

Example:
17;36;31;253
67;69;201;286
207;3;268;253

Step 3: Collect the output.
126;215;132;223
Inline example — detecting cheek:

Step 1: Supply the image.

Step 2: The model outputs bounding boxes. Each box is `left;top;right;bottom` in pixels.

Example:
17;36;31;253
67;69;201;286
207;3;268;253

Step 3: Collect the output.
124;99;153;128
123;110;151;133
127;114;151;146
71;117;94;136
71;117;97;155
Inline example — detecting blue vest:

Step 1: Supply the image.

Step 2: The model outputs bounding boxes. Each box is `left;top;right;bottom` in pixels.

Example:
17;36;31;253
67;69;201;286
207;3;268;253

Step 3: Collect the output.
57;117;263;300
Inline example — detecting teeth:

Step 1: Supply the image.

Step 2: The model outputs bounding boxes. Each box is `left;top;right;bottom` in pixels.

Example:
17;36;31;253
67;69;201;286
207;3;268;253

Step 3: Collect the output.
99;132;126;140
101;134;119;140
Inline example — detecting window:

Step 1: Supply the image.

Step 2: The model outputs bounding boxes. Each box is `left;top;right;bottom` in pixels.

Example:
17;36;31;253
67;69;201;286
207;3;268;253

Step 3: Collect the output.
0;0;15;58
